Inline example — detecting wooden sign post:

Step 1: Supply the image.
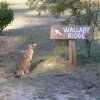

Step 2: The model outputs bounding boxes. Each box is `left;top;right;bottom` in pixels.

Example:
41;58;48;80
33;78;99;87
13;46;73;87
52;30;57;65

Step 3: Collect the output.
50;24;93;68
69;39;76;68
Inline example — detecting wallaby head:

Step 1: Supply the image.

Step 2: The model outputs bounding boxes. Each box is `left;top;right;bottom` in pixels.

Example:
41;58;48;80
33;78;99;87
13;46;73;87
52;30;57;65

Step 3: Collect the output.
28;43;37;51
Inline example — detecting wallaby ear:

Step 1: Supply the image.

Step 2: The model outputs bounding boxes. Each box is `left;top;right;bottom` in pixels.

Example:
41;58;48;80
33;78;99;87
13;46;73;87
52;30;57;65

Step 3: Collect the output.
33;43;37;47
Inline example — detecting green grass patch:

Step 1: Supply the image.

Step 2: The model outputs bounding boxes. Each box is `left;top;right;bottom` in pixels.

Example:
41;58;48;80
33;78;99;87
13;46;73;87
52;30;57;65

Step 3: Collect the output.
77;51;100;65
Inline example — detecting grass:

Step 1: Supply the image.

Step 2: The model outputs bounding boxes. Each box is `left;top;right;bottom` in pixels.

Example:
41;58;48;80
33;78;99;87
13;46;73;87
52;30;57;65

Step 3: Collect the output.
77;51;100;65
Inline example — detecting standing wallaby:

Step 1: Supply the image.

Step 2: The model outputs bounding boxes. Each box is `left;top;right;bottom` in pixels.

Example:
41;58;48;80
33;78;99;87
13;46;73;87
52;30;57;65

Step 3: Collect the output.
16;43;37;77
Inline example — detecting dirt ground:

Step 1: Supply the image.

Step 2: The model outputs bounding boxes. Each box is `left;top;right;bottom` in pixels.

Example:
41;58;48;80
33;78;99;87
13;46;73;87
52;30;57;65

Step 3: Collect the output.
0;0;100;100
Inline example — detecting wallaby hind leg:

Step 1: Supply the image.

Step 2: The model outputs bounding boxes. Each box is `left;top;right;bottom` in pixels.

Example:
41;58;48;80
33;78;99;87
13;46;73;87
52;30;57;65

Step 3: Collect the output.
25;70;30;75
25;66;30;75
18;69;24;76
15;69;25;78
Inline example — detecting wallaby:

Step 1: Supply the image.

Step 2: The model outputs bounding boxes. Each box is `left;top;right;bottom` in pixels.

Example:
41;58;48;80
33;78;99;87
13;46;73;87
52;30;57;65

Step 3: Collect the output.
15;43;37;77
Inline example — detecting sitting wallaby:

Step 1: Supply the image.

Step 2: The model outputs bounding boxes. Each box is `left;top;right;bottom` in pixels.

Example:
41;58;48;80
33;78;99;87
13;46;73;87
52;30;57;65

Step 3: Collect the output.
15;43;37;77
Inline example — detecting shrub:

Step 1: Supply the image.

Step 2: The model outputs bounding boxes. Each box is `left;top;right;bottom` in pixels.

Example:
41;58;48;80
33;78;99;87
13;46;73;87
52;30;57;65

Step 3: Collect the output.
0;2;14;35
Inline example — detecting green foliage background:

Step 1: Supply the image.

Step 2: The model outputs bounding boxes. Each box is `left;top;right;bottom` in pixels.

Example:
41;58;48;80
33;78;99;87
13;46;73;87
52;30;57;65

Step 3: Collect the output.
0;2;14;35
26;0;99;26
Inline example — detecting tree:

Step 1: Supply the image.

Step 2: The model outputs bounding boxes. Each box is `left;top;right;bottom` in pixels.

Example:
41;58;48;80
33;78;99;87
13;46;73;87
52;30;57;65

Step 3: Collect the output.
0;2;14;35
26;0;99;57
26;0;57;15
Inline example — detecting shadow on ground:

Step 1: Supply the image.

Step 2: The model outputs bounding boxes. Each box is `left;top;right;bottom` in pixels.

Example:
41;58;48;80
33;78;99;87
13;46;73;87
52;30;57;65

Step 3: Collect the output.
30;59;46;72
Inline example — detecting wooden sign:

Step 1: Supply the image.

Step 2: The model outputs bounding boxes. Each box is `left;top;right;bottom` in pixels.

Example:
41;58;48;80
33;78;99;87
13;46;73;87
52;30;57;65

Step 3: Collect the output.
50;25;93;40
50;25;93;68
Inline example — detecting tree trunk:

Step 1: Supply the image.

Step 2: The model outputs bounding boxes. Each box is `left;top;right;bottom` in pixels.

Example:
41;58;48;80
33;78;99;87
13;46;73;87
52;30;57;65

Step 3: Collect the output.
85;39;92;58
0;29;2;35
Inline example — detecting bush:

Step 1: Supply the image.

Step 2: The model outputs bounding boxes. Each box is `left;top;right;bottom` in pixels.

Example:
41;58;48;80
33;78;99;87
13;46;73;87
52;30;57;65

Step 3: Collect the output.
0;2;14;35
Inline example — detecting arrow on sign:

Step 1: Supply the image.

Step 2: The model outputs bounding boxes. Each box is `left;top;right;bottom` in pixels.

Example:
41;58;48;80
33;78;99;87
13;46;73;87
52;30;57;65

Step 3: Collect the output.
55;30;62;35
